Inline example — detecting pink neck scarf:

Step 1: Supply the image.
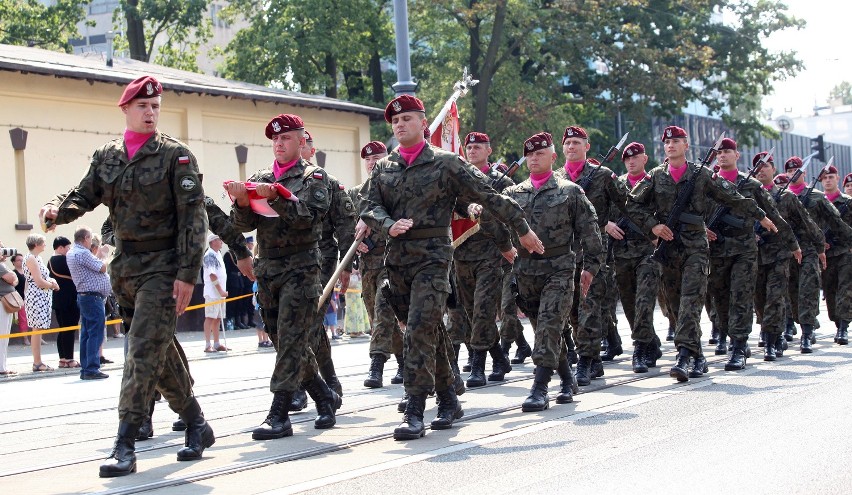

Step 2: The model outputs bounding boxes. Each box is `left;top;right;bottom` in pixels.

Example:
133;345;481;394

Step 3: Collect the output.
399;140;427;165
273;159;299;180
668;161;688;183
530;170;553;190
763;183;774;191
789;182;806;195
826;191;841;203
479;163;490;174
564;160;585;182
124;129;154;160
627;172;647;189
719;168;739;183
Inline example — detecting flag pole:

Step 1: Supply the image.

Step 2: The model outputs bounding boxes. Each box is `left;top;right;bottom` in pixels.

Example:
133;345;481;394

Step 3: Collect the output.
428;68;479;135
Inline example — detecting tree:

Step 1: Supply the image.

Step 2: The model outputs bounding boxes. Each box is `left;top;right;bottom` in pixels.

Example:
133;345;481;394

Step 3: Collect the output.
829;81;852;105
0;0;90;52
117;0;212;72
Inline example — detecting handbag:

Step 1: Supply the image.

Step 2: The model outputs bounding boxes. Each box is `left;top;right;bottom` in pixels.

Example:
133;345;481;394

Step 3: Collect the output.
1;291;24;314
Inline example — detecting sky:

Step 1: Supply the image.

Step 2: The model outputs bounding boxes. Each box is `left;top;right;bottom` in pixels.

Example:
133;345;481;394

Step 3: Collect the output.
760;0;852;118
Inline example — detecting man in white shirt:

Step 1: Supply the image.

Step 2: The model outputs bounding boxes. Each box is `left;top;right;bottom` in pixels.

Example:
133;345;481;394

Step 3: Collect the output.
203;234;229;352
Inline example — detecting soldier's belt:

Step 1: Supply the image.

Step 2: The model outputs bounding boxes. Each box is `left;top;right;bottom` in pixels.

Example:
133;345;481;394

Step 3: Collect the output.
115;238;175;254
395;227;452;240
677;212;705;232
517;244;573;260
720;213;746;229
259;242;319;259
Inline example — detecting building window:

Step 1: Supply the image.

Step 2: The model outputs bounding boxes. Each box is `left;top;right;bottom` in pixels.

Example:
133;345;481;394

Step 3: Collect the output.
89;0;120;16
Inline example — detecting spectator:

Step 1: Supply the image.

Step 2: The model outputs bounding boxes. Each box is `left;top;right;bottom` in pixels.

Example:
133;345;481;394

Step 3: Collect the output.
241;236;258;329
10;253;30;346
343;270;369;337
223;244;246;330
23;234;59;372
48;236;80;368
1;240;19;375
202;234;229;352
67;226;111;380
325;291;339;340
89;237;114;364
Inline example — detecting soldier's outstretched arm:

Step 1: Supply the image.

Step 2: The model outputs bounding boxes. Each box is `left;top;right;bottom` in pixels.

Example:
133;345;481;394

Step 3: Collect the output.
755;187;798;252
707;173;766;223
41;150;106;228
625;175;658;237
820;199;852;244
574;190;604;278
264;173;330;229
206;197;250;260
452;157;531;238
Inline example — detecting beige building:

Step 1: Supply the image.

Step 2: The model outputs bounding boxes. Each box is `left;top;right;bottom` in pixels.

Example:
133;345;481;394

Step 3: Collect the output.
0;43;382;253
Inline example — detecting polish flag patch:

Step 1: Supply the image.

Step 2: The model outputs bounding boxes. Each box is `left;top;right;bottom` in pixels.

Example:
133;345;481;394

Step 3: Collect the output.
178;156;190;165
339;184;346;190
313;172;324;179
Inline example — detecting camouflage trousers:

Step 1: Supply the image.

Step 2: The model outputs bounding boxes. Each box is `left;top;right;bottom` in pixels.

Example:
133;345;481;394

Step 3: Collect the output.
446;262;470;345
754;259;790;336
310;256;338;369
787;252;821;326
602;261;621;348
113;272;194;425
255;258;320;393
658;286;677;330
455;259;502;351
613;255;661;343
386;260;455;395
574;263;608;358
362;266;403;359
708;251;758;341
660;247;709;356
498;264;524;343
515;269;573;369
823;251;852;323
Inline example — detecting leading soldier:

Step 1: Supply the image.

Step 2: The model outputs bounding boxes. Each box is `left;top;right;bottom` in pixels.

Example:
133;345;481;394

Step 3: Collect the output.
360;94;543;440
40;76;214;477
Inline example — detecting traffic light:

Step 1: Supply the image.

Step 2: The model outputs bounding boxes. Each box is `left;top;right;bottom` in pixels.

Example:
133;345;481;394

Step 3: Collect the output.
811;134;826;162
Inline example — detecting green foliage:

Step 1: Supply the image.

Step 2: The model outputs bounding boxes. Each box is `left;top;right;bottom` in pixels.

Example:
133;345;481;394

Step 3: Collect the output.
829;81;852;106
0;0;91;52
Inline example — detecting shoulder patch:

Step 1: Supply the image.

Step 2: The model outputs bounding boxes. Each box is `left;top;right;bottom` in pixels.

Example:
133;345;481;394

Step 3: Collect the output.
313;172;324;180
178;156;191;165
344;201;355;212
204;196;214;206
314;189;327;201
179;175;198;191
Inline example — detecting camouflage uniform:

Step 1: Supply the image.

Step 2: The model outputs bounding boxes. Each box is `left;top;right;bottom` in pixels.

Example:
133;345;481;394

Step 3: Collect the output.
361;144;531;396
47;132;206;424
626;162;767;356
498;262;524;342
232;159;330;394
445;272;471;345
755;186;820;339
554;163;628;361
503;174;603;368
706;173;797;343
822;193;852;325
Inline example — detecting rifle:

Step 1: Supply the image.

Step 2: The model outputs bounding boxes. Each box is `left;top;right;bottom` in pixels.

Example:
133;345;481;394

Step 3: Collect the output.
650;134;726;263
801;157;834;208
490;157;523;189
822;196;850;249
756;151;820;245
706;147;774;243
577;132;629;191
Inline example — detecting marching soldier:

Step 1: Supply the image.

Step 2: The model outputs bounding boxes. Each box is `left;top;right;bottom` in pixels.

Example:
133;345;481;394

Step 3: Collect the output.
818;165;852;344
626;126;777;382
705;144;798;370
360;94;543;440
227;113;341;440
454;132;515;387
608;142;663;372
356;141;405;389
503;132;602;410
555;126;629;385
844;173;852;196
40;76;214;477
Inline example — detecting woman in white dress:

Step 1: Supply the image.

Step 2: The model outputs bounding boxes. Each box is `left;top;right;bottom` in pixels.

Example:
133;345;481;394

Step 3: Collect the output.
23;234;59;372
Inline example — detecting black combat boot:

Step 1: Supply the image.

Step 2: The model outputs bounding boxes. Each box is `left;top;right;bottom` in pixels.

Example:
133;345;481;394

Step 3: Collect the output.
466;350;487;388
725;339;748;371
431;387;463;430
172;418;187;431
758;331;767;348
632;342;648;373
837;321;849;346
670;347;691;382
363;354;387;388
555;360;576;404
320;359;343;397
600;341;623;361
289;388;308;412
591;358;604;379
397;391;409;413
800;324;814;353
303;374;342;429
488;342;513;381
708;325;719;345
575;356;592;386
601;336;609;354
462;343;473;372
176;398;215;461
99;422;140;478
689;354;708;378
136;397;156;441
666;327;675;342
784;317;796;341
391;354;404;384
522;366;552;412
500;340;512;360
645;335;663;368
252;391;293;440
715;330;728;356
511;331;533;364
764;335;777;361
775;334;787;357
394;393;426;440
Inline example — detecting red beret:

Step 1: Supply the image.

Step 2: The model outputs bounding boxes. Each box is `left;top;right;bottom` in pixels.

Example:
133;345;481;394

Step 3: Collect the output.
784;156;803;171
720;138;737;151
118;76;162;106
385;94;425;123
622;141;645;161
265;114;305;139
752;151;773;168
774;174;790;186
844;173;852;187
661;126;687;141
360;141;387;159
562;126;588;143
304;130;313;143
822;164;838;175
587;158;601;166
464;132;490;146
523;132;553;156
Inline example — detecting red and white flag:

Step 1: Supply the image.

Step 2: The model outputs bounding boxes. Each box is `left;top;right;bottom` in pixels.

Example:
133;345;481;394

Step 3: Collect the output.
430;101;461;154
